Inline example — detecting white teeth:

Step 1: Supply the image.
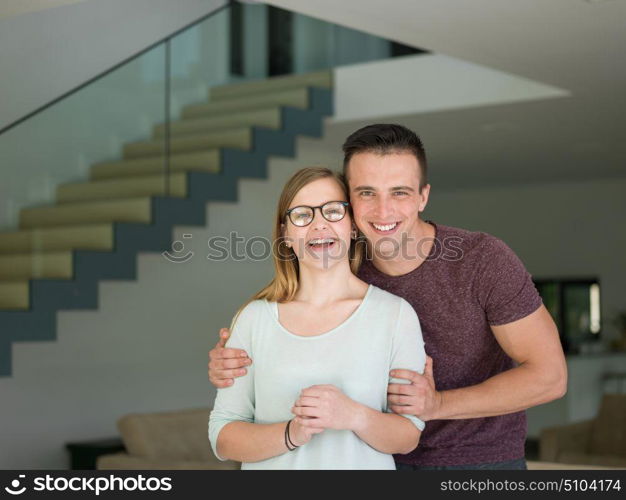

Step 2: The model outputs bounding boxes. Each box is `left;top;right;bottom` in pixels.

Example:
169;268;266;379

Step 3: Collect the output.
372;222;398;232
308;238;336;246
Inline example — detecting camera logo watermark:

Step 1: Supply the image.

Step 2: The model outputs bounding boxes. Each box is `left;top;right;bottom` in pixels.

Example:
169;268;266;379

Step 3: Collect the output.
4;475;26;495
162;233;194;263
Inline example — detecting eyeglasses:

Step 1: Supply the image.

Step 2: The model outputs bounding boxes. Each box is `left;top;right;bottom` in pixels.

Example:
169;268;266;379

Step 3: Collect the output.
285;201;349;227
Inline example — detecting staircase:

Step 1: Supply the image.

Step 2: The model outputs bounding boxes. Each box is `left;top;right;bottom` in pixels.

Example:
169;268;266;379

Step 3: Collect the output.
0;70;333;376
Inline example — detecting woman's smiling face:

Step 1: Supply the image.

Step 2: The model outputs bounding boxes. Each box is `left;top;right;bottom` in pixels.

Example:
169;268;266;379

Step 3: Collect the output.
282;177;353;271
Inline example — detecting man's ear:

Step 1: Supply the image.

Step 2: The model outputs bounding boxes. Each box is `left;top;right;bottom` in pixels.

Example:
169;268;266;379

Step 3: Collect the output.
418;184;431;213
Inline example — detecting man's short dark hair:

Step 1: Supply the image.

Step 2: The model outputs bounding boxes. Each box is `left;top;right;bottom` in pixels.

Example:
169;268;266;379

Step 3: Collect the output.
342;123;428;190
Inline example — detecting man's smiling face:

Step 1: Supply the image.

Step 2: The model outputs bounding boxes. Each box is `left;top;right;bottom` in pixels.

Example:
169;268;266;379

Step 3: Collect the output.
347;151;430;259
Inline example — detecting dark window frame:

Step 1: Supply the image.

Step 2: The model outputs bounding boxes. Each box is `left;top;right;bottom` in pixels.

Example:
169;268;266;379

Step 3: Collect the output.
533;277;602;354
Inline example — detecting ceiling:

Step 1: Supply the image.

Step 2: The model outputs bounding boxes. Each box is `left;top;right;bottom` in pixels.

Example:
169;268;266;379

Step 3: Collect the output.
0;0;86;19
265;0;626;189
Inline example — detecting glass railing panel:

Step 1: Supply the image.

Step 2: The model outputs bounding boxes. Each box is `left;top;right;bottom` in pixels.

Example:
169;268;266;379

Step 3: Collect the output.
164;1;424;187
0;43;167;232
169;7;233;119
0;0;422;237
167;6;256;183
232;2;424;78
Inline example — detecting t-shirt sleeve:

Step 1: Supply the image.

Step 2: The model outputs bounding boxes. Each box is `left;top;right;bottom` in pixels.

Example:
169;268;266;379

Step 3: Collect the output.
474;236;543;326
386;298;427;431
208;303;257;461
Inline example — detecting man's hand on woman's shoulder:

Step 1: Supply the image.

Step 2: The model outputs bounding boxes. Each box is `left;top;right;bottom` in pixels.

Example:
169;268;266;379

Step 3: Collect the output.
208;327;252;388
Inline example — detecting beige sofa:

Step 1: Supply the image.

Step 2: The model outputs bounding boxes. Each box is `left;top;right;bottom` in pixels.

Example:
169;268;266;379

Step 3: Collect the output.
97;403;625;470
540;394;626;468
97;408;239;470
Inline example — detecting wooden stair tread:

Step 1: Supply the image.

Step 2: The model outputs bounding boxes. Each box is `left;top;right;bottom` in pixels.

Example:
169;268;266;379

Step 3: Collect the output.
209;70;331;100
0;281;30;310
57;173;188;203
181;87;309;119
152;107;281;139
0;224;114;254
123;128;252;159
90;150;220;180
0;251;74;281
19;197;153;229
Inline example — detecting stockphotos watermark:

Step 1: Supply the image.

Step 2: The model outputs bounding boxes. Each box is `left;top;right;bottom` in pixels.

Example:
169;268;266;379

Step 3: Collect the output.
161;232;465;265
3;473;171;496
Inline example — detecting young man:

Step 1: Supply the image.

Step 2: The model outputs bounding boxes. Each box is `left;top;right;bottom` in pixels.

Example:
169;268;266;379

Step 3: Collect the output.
208;124;567;470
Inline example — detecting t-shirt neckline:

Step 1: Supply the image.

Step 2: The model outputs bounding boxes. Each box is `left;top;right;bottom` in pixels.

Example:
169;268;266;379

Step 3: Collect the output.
364;220;440;280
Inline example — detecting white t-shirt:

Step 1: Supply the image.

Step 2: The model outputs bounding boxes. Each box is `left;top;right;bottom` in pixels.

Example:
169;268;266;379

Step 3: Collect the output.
208;284;426;470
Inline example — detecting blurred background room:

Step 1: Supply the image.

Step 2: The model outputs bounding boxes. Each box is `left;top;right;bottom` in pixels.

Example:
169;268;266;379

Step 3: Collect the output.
0;0;624;469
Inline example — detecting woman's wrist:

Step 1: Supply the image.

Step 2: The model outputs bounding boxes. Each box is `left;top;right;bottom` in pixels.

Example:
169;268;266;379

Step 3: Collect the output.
349;402;370;433
285;419;302;449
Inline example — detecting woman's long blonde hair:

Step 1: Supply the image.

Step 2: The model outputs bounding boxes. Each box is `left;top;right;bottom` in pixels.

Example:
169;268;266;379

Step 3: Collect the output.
229;166;364;331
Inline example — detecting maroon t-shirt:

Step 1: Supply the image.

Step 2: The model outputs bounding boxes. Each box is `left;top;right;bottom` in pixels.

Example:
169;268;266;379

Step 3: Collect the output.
357;221;543;466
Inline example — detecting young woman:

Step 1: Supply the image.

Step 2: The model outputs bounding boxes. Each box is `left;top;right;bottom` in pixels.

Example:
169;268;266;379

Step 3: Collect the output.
208;167;426;469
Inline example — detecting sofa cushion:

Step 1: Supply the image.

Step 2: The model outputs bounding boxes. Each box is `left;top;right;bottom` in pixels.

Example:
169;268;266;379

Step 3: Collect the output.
528;460;622;470
559;452;626;468
97;453;239;470
117;408;215;462
589;394;626;458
